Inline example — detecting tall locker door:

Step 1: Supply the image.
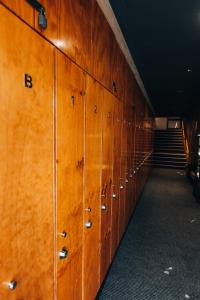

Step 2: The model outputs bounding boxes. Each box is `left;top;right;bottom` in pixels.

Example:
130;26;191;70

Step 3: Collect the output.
56;50;85;300
131;107;136;212
125;107;132;223
100;90;114;283
111;99;122;257
123;104;129;227
0;6;54;300
127;105;135;218
118;103;126;240
83;76;102;300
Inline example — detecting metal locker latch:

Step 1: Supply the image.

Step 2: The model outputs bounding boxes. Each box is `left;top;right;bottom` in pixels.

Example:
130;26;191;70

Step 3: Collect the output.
85;220;92;229
58;231;67;238
26;0;47;29
101;204;107;211
8;280;17;290
38;7;47;29
59;247;68;259
85;207;92;212
112;193;117;199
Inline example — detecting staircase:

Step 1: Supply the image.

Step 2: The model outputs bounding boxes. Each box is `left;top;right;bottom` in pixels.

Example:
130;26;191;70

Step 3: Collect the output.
153;129;187;169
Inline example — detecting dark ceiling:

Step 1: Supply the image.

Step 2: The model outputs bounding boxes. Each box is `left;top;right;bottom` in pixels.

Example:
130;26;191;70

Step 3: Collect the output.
110;0;200;116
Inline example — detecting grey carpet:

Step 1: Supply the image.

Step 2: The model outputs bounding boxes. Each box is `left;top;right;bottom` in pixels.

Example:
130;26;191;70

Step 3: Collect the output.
97;168;200;300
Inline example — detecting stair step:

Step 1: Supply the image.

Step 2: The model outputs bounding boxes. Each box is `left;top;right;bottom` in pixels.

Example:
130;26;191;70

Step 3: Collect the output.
153;164;186;170
152;156;187;162
154;142;184;147
153;152;186;157
155;133;183;136
155;129;183;131
152;159;186;166
155;147;184;150
155;150;185;154
155;135;183;140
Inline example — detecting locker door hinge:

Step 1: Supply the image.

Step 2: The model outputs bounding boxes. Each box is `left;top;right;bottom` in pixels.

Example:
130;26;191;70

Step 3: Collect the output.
26;0;47;29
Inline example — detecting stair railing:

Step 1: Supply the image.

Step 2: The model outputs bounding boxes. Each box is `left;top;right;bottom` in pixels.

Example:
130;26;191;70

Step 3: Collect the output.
182;120;189;163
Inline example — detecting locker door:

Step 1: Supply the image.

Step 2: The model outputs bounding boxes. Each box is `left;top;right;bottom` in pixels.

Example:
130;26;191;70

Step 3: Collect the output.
125;107;132;224
111;99;122;257
56;51;85;300
91;1;113;90
59;0;92;71
0;0;34;25
100;90;114;283
0;6;54;300
83;76;102;300
131;107;136;212
118;103;126;240
122;104;129;227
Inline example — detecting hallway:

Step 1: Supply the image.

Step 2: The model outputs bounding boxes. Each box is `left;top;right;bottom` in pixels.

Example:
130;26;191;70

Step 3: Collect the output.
98;168;200;300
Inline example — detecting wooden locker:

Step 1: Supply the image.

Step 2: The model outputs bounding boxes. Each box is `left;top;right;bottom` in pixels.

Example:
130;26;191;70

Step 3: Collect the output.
34;0;59;43
83;76;102;300
59;0;92;71
100;89;114;283
123;105;130;227
118;155;126;240
91;1;113;91
125;107;133;222
0;0;34;25
118;102;127;240
131;106;136;212
111;98;122;257
0;5;54;299
56;50;85;300
112;47;126;101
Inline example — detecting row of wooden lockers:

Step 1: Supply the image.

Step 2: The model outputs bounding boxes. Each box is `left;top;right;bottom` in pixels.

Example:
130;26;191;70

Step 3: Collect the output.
0;4;154;300
0;0;148;105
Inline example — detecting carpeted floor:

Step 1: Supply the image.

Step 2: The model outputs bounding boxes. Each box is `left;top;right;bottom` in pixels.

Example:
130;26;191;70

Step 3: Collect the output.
97;168;200;300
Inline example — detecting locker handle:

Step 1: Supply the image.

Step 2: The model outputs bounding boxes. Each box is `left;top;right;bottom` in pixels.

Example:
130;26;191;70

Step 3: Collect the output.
59;247;68;259
120;185;124;190
85;220;92;229
8;280;17;290
125;179;129;183
101;204;107;211
58;231;67;238
112;193;117;199
85;207;92;212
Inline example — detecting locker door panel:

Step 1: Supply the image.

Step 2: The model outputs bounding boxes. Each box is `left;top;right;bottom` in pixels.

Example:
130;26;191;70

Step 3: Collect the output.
0;6;54;300
125;106;134;221
119;155;126;240
122;104;129;227
111;99;122;257
100;90;114;282
56;51;85;300
0;0;34;26
131;107;136;212
83;76;102;300
91;1;113;90
59;0;92;71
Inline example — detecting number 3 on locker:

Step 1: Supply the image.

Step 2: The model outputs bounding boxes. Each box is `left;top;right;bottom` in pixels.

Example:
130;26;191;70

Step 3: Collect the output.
24;74;33;88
